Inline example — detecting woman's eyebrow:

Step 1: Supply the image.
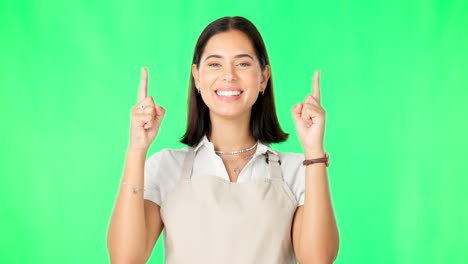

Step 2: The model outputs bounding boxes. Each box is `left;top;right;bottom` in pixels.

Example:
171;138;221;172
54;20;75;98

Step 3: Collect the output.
203;54;254;62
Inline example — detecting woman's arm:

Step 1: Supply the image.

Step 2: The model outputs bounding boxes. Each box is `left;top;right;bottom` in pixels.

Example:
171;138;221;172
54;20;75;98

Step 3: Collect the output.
291;70;339;263
294;151;339;264
107;148;164;263
107;67;166;263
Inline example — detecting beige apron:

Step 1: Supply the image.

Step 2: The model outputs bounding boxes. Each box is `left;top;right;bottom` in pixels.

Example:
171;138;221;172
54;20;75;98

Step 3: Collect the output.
159;148;298;264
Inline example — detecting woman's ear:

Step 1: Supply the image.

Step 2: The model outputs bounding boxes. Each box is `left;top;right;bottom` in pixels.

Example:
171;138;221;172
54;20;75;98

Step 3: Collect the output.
260;65;271;90
192;64;200;87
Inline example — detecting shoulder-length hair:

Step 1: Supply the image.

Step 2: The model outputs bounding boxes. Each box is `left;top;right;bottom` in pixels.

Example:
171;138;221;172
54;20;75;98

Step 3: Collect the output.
180;16;288;147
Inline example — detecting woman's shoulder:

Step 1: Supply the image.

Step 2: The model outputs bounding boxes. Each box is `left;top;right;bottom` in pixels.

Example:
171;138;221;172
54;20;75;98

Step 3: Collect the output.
276;151;304;160
261;148;305;174
143;146;194;206
272;151;305;166
269;150;306;206
146;146;194;164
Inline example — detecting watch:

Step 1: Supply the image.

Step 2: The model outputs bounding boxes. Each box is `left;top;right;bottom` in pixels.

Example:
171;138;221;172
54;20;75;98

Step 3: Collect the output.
302;152;329;167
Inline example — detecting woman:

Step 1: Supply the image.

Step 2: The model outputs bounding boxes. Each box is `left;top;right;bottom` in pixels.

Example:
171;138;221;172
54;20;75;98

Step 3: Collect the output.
107;16;339;263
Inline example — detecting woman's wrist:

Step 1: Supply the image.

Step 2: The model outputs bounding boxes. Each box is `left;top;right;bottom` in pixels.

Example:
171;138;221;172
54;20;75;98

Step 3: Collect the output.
127;146;148;157
304;149;326;160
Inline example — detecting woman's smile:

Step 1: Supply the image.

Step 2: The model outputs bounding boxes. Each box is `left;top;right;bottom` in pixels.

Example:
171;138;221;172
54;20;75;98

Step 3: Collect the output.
215;88;243;102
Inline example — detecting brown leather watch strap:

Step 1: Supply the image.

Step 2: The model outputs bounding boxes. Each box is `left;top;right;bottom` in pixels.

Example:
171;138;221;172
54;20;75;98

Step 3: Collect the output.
303;152;329;167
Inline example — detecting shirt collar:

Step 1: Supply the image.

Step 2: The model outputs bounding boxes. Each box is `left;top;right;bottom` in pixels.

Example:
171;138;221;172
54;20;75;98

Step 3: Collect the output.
193;134;211;152
193;134;278;155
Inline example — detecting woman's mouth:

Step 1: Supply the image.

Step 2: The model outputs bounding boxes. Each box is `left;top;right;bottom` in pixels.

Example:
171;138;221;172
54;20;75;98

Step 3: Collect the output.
216;90;242;96
215;89;243;101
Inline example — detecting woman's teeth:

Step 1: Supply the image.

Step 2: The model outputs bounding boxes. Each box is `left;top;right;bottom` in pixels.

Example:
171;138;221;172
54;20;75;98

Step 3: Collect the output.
216;90;242;96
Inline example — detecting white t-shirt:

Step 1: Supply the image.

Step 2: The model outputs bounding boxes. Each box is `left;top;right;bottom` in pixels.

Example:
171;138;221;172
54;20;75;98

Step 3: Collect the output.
143;135;307;208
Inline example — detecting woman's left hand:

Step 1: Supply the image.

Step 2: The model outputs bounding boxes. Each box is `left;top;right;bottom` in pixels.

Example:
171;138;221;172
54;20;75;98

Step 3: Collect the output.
292;70;326;158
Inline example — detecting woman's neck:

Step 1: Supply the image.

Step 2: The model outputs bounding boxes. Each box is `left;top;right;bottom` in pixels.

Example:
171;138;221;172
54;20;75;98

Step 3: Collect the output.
208;111;256;152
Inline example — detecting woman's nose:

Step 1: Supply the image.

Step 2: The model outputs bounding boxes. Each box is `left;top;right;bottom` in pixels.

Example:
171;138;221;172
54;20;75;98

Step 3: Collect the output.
222;65;236;81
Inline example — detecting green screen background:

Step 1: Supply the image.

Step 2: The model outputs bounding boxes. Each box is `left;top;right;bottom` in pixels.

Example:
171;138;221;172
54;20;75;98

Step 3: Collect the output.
1;0;467;263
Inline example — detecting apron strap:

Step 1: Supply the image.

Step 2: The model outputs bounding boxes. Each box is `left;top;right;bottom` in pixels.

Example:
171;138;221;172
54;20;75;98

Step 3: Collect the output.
181;148;196;180
265;151;283;181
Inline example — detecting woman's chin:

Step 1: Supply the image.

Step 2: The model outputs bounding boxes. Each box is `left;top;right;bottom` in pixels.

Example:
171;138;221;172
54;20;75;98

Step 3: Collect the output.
209;107;251;120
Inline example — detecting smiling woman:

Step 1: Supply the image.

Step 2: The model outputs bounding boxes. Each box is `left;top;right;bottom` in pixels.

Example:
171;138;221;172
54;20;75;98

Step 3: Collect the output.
194;29;265;117
107;16;339;264
183;18;287;147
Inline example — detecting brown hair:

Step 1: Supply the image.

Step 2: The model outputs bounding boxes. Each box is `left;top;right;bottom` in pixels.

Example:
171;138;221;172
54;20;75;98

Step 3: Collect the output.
180;16;288;146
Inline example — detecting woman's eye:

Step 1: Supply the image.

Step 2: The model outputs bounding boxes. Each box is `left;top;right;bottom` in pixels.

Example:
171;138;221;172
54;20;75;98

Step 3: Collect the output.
208;63;221;67
238;63;251;67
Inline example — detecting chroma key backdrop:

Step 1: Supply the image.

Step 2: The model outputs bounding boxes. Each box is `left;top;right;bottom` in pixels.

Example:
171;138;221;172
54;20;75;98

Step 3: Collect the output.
1;0;467;263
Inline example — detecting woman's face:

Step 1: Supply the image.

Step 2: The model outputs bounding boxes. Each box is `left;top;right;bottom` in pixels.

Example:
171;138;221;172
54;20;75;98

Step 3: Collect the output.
192;29;270;119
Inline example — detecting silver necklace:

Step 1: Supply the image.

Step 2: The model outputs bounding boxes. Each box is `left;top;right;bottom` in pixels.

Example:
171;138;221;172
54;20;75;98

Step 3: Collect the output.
219;153;255;162
217;148;256;175
214;142;258;155
223;154;254;175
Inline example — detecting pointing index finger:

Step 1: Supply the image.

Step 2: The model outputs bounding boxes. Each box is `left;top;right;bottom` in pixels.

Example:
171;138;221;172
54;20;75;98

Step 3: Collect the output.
312;70;320;104
138;67;148;102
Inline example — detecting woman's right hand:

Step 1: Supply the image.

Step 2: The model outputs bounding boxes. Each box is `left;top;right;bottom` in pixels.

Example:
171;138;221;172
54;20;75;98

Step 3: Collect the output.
128;67;166;151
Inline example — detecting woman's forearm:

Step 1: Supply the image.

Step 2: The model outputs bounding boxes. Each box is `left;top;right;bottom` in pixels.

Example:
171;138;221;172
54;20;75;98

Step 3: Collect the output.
107;147;149;263
300;151;339;263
